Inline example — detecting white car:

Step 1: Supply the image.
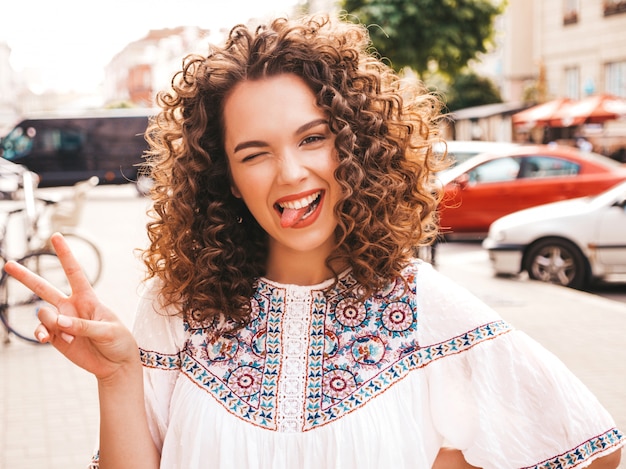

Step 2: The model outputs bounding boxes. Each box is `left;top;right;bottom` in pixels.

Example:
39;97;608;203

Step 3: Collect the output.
482;180;626;289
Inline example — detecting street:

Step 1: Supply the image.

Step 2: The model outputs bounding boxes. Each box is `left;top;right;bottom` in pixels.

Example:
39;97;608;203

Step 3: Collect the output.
1;183;625;468
436;239;626;304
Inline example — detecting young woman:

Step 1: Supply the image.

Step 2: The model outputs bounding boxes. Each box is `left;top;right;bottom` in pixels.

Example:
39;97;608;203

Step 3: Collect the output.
5;15;622;469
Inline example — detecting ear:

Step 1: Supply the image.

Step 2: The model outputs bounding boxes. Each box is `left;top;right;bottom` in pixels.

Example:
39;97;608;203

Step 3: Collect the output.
230;183;242;198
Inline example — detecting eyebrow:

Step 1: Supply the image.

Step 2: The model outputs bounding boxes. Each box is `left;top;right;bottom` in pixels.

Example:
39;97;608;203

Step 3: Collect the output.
233;118;329;154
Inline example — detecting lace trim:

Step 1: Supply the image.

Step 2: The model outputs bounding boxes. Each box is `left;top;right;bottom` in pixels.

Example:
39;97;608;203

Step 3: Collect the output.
275;285;312;432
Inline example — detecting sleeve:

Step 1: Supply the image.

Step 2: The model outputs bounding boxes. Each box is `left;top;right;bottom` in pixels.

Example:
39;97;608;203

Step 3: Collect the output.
415;262;624;469
87;279;186;468
132;278;187;454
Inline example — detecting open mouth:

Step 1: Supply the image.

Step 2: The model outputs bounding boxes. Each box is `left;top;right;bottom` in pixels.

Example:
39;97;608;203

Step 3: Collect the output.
275;190;323;228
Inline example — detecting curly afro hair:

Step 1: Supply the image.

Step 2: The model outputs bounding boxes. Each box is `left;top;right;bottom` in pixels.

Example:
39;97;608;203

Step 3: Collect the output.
141;14;448;329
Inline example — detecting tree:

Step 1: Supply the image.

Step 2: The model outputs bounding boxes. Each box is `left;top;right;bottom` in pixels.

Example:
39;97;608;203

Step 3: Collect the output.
340;0;506;79
444;71;502;111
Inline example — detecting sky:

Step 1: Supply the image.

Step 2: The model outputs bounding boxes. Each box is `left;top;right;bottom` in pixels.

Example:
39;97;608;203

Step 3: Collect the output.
0;0;302;94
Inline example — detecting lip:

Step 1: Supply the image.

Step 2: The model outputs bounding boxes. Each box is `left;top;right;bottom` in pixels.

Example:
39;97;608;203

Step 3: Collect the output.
274;189;322;205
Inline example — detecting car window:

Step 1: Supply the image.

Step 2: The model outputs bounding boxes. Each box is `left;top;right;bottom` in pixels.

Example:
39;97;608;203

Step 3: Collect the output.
34;128;85;153
468;157;520;184
519;156;580;179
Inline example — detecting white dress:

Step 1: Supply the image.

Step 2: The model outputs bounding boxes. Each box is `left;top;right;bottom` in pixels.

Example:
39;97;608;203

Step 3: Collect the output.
92;259;624;468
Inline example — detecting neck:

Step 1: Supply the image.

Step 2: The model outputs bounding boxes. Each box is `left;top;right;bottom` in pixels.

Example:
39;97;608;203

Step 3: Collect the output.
264;242;345;286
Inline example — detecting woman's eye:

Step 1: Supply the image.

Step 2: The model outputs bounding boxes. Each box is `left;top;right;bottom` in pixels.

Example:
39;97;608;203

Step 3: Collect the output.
301;135;325;146
242;152;265;162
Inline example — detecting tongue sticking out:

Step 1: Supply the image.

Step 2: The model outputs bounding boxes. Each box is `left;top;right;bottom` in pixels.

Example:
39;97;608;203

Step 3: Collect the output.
280;206;310;228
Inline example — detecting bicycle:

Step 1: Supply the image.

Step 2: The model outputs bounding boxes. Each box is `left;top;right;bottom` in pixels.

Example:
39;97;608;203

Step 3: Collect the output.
32;176;103;286
0;174;102;345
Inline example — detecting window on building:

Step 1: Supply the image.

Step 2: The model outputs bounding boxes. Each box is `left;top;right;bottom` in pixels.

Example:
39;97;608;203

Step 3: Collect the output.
565;67;580;99
604;0;626;16
563;0;580;24
605;61;626;97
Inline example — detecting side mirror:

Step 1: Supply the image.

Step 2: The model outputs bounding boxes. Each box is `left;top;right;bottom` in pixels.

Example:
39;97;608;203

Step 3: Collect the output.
454;173;470;189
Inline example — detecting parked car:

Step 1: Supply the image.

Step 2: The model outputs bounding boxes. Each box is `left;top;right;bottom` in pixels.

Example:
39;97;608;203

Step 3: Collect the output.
437;144;626;237
482;180;626;289
434;140;520;167
0;108;154;190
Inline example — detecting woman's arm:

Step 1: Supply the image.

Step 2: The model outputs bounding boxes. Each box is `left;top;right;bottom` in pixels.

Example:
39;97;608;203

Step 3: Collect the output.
4;233;160;468
97;359;160;468
432;448;481;469
587;449;622;469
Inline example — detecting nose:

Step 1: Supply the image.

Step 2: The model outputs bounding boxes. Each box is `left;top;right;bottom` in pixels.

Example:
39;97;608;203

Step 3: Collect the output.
277;150;308;185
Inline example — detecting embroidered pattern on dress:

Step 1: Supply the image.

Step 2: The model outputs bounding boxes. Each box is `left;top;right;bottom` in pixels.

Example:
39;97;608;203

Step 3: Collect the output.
145;262;512;433
521;428;623;469
139;266;514;431
139;349;182;370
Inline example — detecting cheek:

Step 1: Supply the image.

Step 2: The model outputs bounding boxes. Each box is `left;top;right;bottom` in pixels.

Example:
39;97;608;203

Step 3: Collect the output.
230;172;269;210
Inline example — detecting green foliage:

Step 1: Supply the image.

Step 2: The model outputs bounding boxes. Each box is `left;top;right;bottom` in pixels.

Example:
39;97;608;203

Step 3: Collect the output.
341;0;506;79
105;101;137;109
444;71;502;111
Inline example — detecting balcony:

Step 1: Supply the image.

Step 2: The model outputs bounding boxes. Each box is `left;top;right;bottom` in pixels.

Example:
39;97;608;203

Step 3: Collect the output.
604;0;626;16
563;10;579;25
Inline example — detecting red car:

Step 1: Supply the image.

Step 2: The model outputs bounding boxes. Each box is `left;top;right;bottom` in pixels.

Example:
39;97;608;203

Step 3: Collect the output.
437;144;626;237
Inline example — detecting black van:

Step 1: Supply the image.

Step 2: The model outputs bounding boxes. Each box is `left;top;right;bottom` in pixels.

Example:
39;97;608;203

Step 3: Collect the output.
0;108;155;189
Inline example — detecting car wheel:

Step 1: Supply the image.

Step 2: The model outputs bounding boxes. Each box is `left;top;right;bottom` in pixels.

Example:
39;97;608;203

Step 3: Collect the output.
524;238;588;289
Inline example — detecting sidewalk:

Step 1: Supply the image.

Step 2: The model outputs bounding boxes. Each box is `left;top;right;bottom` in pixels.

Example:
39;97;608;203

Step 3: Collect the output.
0;186;147;469
1;191;624;468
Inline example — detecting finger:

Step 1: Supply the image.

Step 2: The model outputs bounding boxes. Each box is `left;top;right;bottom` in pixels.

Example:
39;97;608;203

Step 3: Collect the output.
49;233;94;294
56;313;123;346
40;302;118;346
34;323;50;343
4;260;68;307
37;305;74;344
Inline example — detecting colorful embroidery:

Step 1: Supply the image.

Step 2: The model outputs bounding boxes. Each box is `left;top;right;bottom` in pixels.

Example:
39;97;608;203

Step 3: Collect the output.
132;261;624;468
153;262;514;433
139;348;181;370
521;428;623;469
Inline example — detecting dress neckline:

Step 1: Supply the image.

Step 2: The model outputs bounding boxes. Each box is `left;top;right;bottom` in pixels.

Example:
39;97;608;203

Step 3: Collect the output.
258;267;352;291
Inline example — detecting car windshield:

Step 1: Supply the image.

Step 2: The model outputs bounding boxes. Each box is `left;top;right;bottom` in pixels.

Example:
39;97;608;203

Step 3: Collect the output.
437;152;495;184
1;125;35;160
579;150;625;168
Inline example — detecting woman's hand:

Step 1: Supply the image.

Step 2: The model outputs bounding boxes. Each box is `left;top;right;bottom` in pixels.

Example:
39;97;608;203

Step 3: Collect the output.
4;233;139;381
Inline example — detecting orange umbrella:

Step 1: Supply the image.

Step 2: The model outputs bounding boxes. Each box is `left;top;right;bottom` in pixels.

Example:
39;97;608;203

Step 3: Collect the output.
511;98;573;128
550;94;626;127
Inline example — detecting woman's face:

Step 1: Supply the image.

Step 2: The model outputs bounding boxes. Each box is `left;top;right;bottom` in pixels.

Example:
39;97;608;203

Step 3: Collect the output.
223;73;342;260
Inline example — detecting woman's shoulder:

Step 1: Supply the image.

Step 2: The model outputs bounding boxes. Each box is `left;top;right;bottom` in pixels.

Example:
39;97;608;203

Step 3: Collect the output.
132;277;186;352
401;258;507;346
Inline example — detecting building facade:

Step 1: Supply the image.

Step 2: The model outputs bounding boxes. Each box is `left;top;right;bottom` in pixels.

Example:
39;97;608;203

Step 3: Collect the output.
453;0;626;146
504;0;626;102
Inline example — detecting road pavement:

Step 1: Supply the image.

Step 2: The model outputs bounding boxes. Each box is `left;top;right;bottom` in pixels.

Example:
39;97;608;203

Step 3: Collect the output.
0;185;624;468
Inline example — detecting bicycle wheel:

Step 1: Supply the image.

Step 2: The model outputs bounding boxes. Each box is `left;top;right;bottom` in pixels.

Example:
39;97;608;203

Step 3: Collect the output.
60;232;103;286
0;251;68;344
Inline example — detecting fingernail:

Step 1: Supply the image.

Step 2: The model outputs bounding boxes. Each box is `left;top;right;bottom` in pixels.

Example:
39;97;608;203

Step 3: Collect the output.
57;315;72;328
60;332;75;344
37;331;48;342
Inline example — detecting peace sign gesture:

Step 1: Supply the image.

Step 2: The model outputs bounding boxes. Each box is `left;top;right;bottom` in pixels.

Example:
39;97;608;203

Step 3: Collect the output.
3;233;140;381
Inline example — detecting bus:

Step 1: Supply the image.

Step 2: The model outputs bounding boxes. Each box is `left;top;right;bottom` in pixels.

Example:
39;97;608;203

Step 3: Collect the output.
0;108;156;190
